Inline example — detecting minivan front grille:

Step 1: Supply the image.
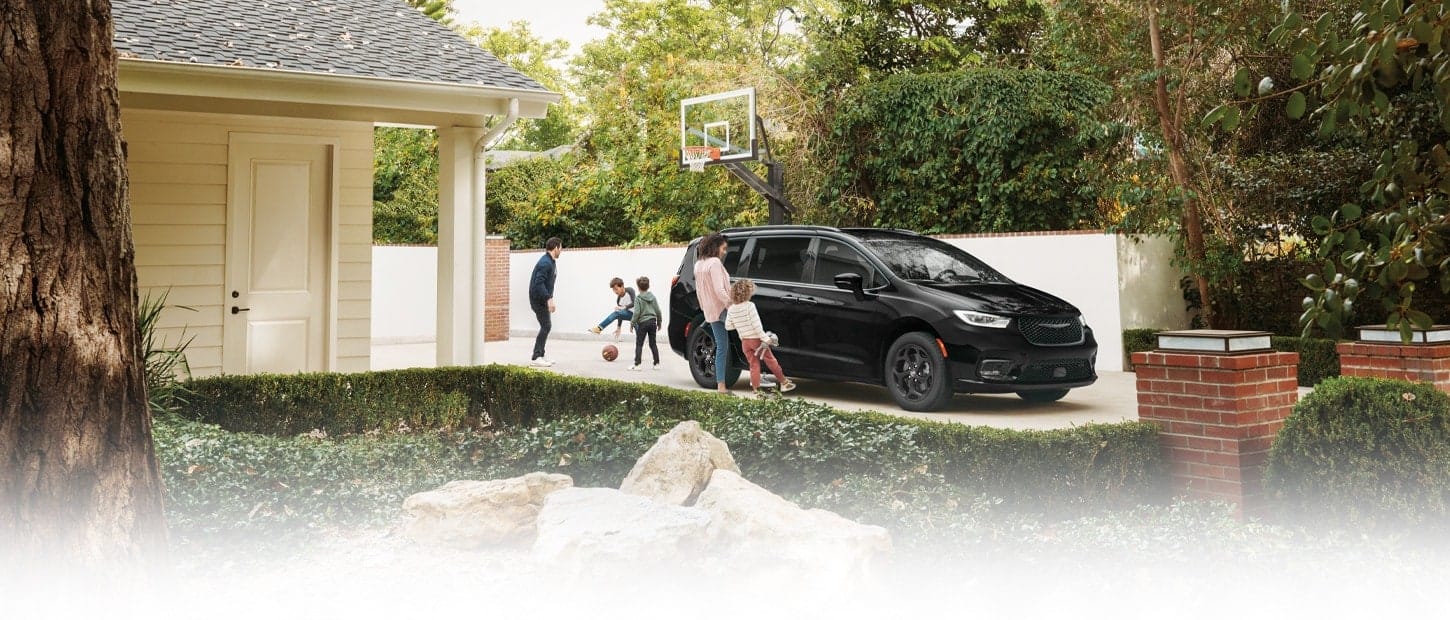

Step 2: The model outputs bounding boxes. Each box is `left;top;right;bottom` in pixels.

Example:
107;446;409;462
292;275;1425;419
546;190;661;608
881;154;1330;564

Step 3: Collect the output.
1019;359;1093;383
1017;316;1084;346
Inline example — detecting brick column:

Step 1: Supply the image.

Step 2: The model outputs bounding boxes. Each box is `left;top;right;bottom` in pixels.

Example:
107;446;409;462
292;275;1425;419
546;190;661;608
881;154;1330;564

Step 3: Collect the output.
484;235;511;342
1131;350;1300;514
1337;342;1450;394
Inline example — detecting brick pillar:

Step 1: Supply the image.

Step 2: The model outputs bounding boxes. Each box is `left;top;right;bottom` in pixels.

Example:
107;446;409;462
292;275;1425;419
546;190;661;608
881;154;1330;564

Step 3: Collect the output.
1131;350;1300;514
1336;342;1450;394
484;235;510;342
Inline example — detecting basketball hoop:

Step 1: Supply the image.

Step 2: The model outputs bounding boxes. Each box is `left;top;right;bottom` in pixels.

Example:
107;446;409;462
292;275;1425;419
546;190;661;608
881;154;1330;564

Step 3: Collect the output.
682;146;720;172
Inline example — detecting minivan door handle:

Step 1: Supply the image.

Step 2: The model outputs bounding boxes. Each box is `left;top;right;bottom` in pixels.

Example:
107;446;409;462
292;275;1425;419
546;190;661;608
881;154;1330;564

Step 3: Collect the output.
783;294;819;306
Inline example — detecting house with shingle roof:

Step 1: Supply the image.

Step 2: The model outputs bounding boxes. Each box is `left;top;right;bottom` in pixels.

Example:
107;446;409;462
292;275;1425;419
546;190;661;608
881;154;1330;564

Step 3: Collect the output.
115;0;557;375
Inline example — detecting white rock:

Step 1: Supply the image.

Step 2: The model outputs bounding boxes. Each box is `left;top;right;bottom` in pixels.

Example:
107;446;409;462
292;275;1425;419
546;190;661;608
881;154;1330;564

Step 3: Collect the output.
532;487;712;579
695;469;892;584
619;420;740;505
401;472;573;548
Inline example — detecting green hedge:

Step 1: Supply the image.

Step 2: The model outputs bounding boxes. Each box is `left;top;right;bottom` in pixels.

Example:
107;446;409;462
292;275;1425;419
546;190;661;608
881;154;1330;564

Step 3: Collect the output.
182;366;1166;513
1264;377;1450;529
1122;329;1339;386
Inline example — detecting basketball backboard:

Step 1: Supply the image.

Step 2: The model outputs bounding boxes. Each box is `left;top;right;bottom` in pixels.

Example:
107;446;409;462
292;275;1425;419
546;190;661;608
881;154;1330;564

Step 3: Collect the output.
679;87;757;169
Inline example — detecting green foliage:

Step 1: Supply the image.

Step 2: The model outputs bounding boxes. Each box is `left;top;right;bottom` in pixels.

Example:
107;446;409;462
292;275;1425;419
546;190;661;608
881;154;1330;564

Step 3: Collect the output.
1122;328;1162;370
1261;1;1450;340
154;418;485;541
138;289;196;416
820;69;1119;233
488;155;637;249
799;0;1047;82
1265;376;1450;529
179;365;1166;513
406;0;453;24
458;21;579;151
372;127;438;244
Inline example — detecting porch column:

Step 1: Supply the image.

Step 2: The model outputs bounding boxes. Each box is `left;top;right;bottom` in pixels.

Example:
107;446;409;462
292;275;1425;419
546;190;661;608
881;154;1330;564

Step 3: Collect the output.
437;126;487;366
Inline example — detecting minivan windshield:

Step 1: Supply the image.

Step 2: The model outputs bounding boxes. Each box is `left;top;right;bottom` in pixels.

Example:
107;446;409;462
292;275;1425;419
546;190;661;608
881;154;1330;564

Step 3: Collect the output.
856;236;1010;284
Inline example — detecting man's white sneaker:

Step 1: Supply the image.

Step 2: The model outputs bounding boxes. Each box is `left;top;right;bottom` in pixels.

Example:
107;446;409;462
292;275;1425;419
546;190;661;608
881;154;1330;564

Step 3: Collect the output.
652;363;662;371
628;364;642;371
530;357;555;367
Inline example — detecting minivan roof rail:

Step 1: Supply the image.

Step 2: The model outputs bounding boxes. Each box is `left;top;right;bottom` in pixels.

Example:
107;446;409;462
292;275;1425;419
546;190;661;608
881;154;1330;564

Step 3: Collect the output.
719;225;842;234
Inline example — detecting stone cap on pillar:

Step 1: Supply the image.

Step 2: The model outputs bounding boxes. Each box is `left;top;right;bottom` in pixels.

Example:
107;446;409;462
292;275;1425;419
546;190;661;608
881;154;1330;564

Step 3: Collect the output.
1356;324;1450;345
1156;329;1272;354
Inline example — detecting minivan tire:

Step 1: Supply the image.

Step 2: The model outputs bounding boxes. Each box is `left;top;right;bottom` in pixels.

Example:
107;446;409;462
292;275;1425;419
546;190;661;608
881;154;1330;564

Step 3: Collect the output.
686;321;742;389
1016;389;1070;403
884;331;954;412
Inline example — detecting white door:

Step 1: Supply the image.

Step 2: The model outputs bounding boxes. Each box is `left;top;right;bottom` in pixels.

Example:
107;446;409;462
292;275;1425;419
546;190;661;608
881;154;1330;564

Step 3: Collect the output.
223;136;335;374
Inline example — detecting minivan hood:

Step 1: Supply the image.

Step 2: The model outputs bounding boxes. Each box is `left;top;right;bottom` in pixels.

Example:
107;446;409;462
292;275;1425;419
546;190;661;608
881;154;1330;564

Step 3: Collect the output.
921;282;1079;316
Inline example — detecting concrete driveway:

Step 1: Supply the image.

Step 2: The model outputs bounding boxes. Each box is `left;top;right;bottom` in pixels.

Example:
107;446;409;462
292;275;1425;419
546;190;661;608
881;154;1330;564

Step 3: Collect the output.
373;335;1139;431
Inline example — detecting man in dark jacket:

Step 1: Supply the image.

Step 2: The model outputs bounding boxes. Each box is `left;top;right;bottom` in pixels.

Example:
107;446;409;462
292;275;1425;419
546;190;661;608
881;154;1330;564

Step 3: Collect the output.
529;237;562;366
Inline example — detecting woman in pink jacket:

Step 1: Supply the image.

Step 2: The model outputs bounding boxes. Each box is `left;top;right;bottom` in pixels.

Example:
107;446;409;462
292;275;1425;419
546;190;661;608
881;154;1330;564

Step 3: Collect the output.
693;232;734;393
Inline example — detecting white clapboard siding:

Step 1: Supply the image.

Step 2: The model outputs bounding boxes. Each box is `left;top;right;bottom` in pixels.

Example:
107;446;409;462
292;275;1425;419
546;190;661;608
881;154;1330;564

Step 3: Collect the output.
125;109;374;376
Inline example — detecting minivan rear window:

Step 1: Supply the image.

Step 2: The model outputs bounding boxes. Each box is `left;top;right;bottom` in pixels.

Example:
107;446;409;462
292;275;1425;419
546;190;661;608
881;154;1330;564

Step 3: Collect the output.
859;237;1009;284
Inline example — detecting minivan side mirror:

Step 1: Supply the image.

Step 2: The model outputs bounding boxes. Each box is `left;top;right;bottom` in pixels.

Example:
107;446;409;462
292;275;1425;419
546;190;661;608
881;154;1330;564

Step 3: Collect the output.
833;272;876;301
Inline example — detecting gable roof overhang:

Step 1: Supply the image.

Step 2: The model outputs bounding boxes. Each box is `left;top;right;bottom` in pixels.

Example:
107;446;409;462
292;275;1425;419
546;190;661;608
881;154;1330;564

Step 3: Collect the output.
119;58;559;128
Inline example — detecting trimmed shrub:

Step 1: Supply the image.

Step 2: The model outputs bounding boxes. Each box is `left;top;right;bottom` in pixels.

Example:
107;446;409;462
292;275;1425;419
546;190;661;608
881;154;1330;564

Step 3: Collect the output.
1122;328;1161;370
1264;377;1450;530
1268;336;1339;386
181;366;1167;514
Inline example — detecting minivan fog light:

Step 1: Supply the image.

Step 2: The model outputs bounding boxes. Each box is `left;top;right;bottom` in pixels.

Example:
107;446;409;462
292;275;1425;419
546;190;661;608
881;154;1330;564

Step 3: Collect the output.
978;359;1014;379
955;310;1011;328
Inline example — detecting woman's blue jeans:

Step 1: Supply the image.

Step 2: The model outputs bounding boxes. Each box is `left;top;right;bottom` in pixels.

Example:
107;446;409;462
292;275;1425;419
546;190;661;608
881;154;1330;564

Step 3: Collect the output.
709;314;728;385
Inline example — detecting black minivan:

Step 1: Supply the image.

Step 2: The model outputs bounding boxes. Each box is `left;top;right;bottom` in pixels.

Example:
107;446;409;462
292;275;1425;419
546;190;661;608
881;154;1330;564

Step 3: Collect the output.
668;226;1097;411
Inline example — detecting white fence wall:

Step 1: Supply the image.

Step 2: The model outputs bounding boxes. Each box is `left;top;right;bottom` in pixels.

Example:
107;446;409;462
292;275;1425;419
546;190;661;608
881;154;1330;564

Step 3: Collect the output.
371;246;438;344
373;233;1189;372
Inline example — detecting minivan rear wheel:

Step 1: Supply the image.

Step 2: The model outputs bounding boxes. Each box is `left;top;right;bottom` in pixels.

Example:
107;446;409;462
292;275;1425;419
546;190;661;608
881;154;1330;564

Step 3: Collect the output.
686;321;741;389
1016;389;1070;403
885;332;953;412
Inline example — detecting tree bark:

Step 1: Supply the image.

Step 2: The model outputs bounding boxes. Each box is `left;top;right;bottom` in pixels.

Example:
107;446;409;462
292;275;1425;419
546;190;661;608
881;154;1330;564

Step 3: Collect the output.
1147;2;1216;327
0;0;168;573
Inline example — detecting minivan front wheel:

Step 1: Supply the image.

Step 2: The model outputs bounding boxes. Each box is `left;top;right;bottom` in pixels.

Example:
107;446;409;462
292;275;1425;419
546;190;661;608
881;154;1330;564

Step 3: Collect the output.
885;332;953;412
686;321;741;389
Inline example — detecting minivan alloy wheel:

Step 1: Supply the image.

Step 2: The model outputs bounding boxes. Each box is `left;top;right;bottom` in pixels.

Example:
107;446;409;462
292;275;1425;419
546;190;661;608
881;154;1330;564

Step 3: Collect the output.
885;331;953;411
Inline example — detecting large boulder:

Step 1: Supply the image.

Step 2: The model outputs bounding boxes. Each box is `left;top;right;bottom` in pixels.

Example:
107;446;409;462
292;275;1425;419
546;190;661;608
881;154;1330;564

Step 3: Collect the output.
695;469;892;583
401;473;573;547
619;420;740;505
532;487;712;578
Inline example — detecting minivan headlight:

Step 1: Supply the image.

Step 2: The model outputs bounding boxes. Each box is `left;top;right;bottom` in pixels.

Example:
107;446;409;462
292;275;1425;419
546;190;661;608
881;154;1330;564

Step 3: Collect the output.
954;310;1011;329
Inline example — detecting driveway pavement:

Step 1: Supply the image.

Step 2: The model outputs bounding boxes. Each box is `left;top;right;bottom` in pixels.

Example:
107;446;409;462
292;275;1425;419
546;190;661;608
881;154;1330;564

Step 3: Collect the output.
372;335;1139;431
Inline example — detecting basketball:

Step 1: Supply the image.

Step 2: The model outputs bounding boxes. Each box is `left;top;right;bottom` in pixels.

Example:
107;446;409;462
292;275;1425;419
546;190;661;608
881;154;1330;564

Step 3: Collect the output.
602;344;619;361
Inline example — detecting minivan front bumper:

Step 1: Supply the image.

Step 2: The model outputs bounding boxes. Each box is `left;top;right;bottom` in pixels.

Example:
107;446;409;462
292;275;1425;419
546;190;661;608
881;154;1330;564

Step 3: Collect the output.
940;324;1098;394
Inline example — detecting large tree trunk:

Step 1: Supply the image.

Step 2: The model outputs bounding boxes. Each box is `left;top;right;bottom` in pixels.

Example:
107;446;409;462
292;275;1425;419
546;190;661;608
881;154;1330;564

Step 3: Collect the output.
1146;2;1216;327
0;0;168;573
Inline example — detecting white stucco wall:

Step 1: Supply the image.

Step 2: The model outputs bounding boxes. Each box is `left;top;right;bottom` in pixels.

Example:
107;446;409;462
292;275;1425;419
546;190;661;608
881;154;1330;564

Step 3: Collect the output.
373;232;1189;373
371;246;438;344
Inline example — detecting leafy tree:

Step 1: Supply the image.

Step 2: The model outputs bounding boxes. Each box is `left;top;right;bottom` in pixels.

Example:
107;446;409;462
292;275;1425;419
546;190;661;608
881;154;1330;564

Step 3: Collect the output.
407;0;454;24
1252;0;1450;340
1047;0;1283;327
1;0;167;569
820;70;1121;233
457;21;580;150
372;127;439;244
801;0;1046;79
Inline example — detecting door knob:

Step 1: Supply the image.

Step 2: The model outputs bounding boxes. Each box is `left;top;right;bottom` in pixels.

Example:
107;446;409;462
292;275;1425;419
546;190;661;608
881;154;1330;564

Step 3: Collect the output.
231;306;251;315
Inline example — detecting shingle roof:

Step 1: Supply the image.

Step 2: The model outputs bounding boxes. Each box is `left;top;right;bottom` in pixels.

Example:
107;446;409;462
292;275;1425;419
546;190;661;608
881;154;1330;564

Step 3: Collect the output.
112;0;549;92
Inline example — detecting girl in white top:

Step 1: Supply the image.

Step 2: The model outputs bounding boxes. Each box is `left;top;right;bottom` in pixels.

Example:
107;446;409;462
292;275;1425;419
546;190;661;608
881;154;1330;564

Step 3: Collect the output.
724;278;796;394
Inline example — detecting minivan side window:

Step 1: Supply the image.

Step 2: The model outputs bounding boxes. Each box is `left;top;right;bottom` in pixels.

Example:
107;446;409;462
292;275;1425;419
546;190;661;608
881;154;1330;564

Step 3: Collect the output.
745;236;812;283
722;237;746;274
812;240;881;287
